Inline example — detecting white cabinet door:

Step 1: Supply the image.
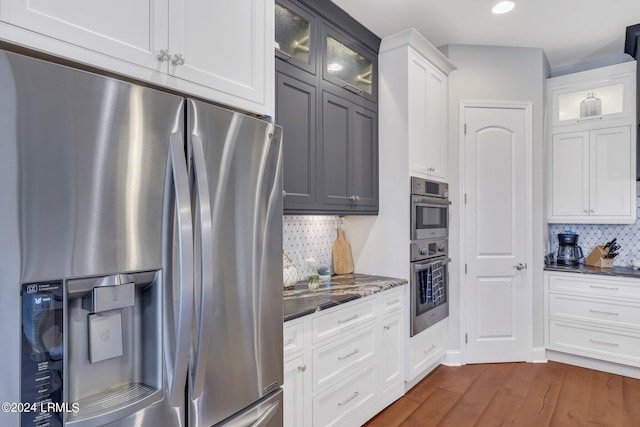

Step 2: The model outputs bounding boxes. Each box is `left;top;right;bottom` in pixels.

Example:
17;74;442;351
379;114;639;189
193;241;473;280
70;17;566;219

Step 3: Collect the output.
379;313;403;392
550;131;590;217
283;355;309;427
408;50;448;182
168;0;272;112
424;63;448;181
548;126;634;222
590;126;633;217
0;0;169;70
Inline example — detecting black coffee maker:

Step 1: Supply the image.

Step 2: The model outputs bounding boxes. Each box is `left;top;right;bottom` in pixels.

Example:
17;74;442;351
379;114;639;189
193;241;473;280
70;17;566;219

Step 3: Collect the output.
557;232;584;266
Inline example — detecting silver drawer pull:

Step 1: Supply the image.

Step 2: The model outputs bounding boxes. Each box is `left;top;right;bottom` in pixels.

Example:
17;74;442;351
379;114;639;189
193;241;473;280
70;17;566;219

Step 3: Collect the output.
424;344;436;354
589;309;619;316
590;339;619;347
297;364;307;373
383;325;391;330
387;299;400;306
337;314;358;324
337;391;360;406
590;285;619;291
338;349;359;360
286;337;295;345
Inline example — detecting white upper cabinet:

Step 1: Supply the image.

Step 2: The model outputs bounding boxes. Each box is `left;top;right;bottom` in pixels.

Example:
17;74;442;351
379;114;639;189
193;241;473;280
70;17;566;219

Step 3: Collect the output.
379;29;456;183
0;0;274;116
550;63;635;128
546;61;637;224
408;50;448;181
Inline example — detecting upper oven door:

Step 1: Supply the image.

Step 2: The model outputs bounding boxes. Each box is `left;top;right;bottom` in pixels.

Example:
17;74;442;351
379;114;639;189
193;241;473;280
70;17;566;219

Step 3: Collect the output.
411;196;449;240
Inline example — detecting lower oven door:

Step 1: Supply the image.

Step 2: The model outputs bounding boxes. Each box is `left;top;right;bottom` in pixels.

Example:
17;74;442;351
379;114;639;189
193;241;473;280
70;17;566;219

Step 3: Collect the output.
410;257;449;336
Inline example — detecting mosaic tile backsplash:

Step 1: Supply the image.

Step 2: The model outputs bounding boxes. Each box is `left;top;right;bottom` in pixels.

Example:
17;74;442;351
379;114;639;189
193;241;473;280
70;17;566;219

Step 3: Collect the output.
549;197;640;266
283;215;344;279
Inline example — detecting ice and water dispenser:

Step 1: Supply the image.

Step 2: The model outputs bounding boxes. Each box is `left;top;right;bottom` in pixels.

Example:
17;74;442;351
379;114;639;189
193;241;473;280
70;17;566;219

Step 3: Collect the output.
21;271;163;426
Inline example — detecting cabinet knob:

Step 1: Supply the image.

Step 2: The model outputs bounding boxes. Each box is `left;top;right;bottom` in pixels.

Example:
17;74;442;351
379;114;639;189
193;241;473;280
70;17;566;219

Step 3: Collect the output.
172;53;186;66
583;209;589;213
297;364;307;372
157;49;172;62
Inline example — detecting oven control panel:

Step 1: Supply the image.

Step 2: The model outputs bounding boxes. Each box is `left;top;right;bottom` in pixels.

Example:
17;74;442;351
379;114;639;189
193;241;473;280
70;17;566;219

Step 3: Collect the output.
411;239;447;262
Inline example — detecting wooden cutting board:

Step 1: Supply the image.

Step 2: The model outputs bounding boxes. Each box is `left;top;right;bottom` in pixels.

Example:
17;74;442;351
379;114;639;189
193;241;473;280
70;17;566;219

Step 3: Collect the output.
332;227;354;274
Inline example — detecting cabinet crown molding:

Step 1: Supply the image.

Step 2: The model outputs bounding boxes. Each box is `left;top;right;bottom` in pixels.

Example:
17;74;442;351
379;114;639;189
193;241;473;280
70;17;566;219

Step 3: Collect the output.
380;28;456;75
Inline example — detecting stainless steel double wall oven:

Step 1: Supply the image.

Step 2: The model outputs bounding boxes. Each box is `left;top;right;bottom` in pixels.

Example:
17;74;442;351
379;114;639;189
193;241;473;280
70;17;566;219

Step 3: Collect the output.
410;177;450;336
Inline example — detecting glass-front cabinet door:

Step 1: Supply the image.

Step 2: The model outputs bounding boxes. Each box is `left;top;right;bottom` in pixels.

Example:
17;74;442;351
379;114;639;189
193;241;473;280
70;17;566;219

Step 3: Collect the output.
322;25;377;102
275;0;316;74
550;64;635;127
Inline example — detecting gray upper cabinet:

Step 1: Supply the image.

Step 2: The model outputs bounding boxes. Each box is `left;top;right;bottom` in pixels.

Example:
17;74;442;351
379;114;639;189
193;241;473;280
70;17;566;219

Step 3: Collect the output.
276;71;317;209
275;0;317;75
275;0;380;215
322;92;377;210
321;23;377;104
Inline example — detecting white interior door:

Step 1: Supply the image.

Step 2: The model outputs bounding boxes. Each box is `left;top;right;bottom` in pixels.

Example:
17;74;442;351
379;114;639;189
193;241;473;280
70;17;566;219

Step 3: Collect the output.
463;105;532;363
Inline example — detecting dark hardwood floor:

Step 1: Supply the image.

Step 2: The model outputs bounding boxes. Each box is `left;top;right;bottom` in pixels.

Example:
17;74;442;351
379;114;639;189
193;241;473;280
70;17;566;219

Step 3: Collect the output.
364;361;640;426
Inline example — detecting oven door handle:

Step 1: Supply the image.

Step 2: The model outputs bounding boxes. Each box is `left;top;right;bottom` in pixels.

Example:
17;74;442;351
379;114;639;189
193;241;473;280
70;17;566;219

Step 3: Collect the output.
412;195;451;205
413;258;450;271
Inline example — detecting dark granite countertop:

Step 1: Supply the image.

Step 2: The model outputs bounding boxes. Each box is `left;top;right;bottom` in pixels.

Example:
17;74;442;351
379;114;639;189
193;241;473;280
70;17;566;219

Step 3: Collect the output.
283;273;407;322
544;263;640;279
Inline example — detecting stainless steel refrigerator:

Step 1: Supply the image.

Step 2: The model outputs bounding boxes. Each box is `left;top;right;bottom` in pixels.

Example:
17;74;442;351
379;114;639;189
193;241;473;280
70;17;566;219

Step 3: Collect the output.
0;49;283;427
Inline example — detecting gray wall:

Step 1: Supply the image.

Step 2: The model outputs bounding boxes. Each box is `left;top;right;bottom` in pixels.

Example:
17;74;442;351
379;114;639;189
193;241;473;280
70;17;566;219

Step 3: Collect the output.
439;44;550;359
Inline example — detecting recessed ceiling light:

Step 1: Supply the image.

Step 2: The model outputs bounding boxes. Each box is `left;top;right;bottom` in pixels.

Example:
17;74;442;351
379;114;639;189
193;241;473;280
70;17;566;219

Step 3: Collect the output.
492;1;515;14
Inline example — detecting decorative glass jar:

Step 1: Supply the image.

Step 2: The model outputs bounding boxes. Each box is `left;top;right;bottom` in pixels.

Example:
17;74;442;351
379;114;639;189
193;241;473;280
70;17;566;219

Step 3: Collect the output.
580;92;602;117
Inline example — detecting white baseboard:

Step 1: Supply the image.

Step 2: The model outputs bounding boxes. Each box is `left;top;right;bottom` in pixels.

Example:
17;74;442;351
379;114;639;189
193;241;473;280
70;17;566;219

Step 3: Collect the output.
547;350;640;379
531;347;547;363
442;350;463;366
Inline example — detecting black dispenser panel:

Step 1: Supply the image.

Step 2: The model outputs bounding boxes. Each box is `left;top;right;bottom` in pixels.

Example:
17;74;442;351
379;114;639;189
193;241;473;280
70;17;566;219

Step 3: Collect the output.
21;281;64;427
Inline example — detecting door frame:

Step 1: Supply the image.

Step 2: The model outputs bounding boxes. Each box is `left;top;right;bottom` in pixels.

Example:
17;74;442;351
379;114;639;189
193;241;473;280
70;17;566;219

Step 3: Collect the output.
458;100;534;364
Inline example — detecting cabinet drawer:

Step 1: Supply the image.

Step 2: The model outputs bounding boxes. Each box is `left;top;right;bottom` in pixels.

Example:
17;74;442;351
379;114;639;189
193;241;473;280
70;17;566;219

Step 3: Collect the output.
312;327;375;392
312;299;375;344
284;320;305;359
381;288;403;315
549;293;640;329
408;321;445;380
548;320;640;366
548;273;640;300
312;363;376;427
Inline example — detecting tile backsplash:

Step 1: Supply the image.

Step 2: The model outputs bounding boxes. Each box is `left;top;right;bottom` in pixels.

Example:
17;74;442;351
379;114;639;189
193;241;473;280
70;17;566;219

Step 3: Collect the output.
283;215;343;279
548;198;640;266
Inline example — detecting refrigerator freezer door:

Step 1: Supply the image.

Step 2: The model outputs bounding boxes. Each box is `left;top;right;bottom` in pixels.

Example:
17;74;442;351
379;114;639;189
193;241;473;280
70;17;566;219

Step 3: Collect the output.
187;99;284;426
218;389;283;427
0;49;188;426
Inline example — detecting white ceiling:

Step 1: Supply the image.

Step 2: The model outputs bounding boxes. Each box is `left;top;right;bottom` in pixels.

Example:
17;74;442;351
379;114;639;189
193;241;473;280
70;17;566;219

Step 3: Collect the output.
331;0;640;71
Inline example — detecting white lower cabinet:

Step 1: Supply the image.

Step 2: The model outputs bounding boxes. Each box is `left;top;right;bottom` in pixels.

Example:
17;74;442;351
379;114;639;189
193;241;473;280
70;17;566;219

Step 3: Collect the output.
407;318;446;381
283;286;405;427
283;354;310;427
312;363;377;427
545;271;640;369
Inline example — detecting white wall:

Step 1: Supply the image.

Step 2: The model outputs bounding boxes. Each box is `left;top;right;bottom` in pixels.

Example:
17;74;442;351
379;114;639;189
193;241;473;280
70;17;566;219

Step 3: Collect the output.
439;44;550;358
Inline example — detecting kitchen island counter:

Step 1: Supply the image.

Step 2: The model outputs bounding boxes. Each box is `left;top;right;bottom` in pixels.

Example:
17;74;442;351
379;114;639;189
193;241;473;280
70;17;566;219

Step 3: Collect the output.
544;263;640;279
283;273;407;322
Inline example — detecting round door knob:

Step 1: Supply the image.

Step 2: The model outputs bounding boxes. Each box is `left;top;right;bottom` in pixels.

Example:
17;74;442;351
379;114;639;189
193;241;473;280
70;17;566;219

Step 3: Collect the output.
172;53;186;66
514;263;526;270
157;49;172;62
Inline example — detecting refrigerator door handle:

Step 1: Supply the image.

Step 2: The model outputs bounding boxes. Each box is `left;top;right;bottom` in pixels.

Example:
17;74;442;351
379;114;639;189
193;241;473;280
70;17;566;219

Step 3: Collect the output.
168;133;194;406
190;134;214;399
251;400;281;427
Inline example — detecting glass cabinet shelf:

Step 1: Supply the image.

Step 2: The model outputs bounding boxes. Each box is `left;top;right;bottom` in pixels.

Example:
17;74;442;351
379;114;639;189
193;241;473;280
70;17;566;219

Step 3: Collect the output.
557;84;624;122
